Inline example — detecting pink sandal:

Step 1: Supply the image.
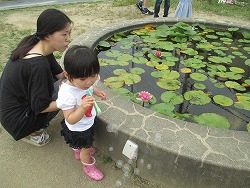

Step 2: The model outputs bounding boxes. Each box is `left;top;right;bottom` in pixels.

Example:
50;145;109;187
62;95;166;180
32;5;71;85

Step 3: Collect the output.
73;147;96;160
81;156;104;181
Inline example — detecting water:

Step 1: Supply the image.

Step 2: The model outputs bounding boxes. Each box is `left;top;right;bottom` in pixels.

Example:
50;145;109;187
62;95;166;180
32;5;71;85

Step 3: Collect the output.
98;23;250;131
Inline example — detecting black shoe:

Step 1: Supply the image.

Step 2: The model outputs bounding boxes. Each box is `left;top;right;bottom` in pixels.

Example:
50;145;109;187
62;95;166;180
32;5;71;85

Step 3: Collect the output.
142;9;154;15
136;3;143;12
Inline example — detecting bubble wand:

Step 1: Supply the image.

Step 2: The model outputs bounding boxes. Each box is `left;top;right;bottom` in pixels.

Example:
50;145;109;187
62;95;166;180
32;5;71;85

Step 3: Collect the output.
86;90;102;114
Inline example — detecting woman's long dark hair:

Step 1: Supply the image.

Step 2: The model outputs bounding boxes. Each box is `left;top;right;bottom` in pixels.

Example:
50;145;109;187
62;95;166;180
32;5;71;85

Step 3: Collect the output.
63;45;100;81
10;9;72;61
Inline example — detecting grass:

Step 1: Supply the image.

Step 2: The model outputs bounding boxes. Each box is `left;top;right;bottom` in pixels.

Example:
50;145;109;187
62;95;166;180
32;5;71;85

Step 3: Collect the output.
0;0;249;73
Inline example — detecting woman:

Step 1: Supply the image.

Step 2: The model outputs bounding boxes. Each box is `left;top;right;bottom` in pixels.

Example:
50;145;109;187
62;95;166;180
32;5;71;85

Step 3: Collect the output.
0;9;72;146
174;0;192;18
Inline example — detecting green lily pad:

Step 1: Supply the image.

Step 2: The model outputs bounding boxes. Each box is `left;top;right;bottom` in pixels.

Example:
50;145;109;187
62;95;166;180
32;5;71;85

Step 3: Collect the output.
148;54;161;62
225;81;246;91
242;31;250;39
181;58;206;68
132;57;148;64
247;123;250;132
120;44;133;49
165;56;179;62
245;59;250;66
208;56;232;64
217;65;226;72
162;70;180;80
146;61;159;67
184;90;211;105
117;61;129;66
216;31;232;38
225;72;243;80
196;42;214;51
243;47;250;52
244;79;250;85
105;59;119;65
214;49;226;56
120;38;133;45
194;113;230;129
181;48;198;56
213;95;233;106
113;69;127;75
239;55;248;59
104;77;124;88
133;52;144;57
155;64;169;71
211;42;221;46
105;50;122;57
111;88;133;99
157;79;181;90
118;73;141;85
206;35;218;39
228;55;235;59
98;40;111;48
151;71;164;78
161;52;173;57
194;83;206;90
235;93;250;110
99;58;108;66
214;82;225;88
130;67;145;74
190;73;207;81
150;103;175;117
162;60;176;66
238;39;250;44
232;51;243;56
158;41;174;51
161;91;184;105
228;27;239;32
216;72;228;79
117;53;133;61
220;38;233;42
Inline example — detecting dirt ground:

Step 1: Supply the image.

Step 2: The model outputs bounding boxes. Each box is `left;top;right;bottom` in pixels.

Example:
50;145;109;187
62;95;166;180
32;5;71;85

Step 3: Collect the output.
3;2;250;41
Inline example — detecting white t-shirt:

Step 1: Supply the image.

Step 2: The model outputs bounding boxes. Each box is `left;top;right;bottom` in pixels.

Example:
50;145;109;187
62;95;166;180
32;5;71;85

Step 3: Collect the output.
56;82;96;132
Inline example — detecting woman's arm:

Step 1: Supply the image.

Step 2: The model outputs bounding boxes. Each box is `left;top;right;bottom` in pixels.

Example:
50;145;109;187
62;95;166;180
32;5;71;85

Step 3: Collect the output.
41;101;59;113
55;71;66;80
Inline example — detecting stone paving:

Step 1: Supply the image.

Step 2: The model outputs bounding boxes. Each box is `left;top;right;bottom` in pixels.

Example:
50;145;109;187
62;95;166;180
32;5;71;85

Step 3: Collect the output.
66;17;250;187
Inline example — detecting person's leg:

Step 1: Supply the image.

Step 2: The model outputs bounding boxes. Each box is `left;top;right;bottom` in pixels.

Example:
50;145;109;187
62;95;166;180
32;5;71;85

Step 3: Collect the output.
22;79;62;146
81;148;104;181
142;0;154;15
136;0;143;12
163;0;171;17
154;0;162;18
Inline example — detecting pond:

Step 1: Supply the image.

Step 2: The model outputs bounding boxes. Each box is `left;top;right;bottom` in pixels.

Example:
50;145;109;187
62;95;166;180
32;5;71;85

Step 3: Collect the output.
97;22;250;131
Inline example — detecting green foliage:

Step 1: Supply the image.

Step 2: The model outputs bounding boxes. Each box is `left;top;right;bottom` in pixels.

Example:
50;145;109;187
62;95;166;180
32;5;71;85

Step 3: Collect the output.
193;0;250;20
194;113;230;129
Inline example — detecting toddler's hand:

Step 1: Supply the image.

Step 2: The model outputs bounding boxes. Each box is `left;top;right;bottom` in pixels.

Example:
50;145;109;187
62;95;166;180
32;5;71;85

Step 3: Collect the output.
96;90;107;100
81;95;95;109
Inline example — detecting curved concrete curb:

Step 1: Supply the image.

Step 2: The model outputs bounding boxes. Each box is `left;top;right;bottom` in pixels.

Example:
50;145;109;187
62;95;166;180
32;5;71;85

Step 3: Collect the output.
65;18;250;188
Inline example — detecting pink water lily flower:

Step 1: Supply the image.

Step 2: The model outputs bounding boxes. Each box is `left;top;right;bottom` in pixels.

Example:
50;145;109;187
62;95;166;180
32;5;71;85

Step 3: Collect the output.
138;91;152;102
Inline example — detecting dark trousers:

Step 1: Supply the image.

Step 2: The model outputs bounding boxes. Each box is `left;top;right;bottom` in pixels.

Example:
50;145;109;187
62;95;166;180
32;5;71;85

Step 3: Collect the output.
154;0;170;17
